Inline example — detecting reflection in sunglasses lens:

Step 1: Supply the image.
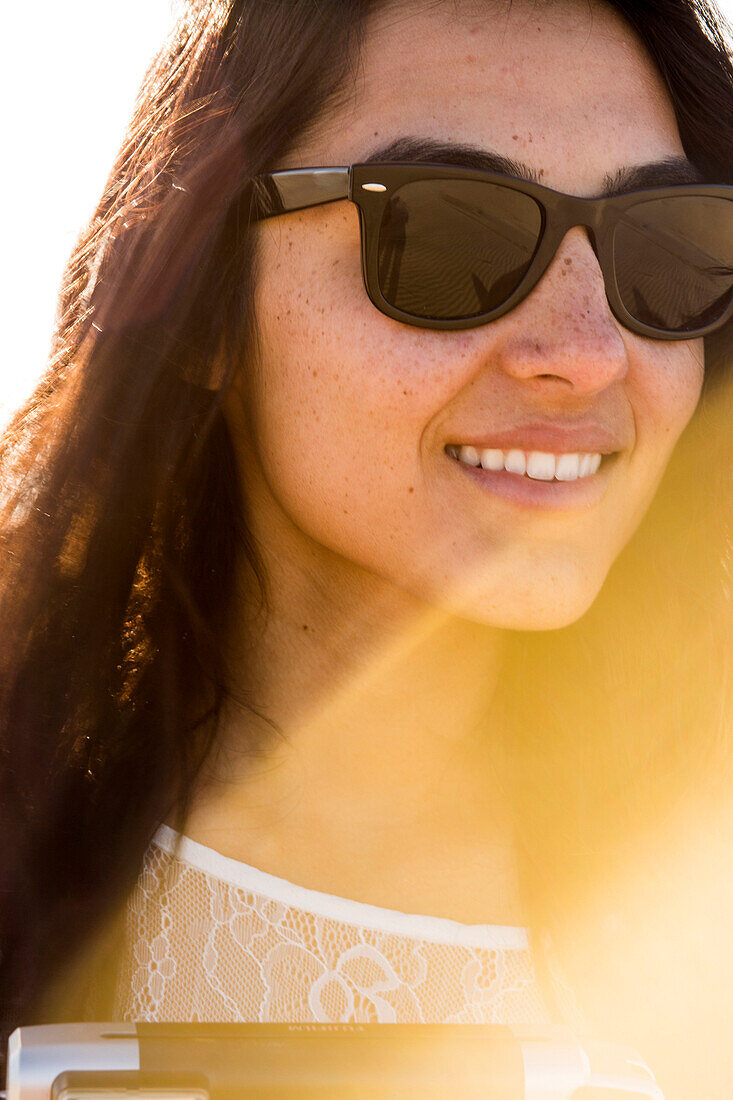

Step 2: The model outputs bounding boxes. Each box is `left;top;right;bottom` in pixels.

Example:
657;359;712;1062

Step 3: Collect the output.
377;180;543;320
613;195;733;332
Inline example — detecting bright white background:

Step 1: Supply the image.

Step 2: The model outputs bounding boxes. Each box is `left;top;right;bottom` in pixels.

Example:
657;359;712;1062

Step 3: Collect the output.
1;0;732;428
0;0;175;427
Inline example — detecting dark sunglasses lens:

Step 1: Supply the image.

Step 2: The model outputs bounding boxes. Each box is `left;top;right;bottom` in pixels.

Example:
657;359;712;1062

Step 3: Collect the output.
376;180;543;320
613;196;733;333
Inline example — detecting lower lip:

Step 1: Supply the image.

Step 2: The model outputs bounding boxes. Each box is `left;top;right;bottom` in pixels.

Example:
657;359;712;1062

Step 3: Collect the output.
448;452;619;509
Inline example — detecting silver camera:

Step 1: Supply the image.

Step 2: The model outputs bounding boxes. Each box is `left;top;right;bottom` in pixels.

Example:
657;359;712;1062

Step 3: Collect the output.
6;1022;664;1099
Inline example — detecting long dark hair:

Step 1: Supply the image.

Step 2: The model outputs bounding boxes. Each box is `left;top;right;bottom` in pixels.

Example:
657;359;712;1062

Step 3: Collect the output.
0;0;731;1064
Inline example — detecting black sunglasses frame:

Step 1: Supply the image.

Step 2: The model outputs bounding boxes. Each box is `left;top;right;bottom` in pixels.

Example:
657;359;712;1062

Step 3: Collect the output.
250;163;733;340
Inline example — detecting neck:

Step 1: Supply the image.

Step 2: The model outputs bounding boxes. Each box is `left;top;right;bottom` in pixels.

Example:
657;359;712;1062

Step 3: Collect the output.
220;533;506;798
182;544;524;924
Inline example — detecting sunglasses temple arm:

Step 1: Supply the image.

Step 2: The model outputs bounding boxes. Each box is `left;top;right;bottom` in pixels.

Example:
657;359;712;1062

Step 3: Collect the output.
251;168;350;220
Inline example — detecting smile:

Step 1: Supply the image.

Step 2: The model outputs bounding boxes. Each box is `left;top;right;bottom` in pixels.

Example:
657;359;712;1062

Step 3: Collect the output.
446;445;605;482
445;445;620;510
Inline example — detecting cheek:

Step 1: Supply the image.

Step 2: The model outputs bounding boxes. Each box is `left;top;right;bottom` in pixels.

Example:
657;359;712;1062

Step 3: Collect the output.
250;218;478;493
631;339;704;454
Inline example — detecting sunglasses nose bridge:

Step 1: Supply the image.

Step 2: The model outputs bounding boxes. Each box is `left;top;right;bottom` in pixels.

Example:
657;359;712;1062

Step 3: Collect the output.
554;194;603;253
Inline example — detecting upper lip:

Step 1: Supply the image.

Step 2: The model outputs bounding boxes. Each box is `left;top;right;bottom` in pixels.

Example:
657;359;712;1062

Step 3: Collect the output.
448;421;628;455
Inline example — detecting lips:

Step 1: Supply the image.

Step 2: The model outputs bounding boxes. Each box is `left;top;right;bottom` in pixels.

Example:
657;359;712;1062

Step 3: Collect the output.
447;421;628;455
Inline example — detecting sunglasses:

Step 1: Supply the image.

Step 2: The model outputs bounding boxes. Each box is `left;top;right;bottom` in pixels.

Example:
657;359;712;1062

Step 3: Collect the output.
251;163;733;340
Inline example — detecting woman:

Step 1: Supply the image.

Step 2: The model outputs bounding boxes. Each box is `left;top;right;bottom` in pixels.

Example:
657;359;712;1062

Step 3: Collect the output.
0;0;731;1095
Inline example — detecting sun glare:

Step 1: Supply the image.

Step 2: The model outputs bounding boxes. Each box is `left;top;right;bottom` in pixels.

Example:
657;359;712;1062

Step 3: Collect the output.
1;0;175;429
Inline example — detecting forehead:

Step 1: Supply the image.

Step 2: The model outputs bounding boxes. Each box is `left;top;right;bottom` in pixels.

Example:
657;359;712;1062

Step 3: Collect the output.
293;0;685;194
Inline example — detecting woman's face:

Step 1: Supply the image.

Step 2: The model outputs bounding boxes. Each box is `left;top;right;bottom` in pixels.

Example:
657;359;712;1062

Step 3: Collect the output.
232;0;704;630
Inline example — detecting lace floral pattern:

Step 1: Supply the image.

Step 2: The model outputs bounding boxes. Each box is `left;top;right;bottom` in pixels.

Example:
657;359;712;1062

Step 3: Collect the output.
113;828;577;1026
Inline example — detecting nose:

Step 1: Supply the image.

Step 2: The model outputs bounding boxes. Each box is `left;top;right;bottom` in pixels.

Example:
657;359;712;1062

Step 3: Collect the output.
493;228;629;396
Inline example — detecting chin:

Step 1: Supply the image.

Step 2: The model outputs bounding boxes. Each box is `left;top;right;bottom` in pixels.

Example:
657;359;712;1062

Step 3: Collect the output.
495;598;598;632
463;599;599;632
425;560;609;632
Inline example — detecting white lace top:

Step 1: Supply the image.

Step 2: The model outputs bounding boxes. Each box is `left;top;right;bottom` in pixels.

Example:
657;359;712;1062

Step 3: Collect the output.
113;824;579;1026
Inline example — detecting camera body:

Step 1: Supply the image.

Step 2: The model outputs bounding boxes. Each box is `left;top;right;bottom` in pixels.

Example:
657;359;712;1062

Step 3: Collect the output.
7;1022;664;1099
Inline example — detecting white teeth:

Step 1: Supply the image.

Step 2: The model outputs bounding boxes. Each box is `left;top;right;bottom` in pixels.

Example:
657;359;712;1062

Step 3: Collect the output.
504;449;527;475
555;453;580;481
480;448;504;471
458;445;481;466
525;451;556;481
450;446;606;481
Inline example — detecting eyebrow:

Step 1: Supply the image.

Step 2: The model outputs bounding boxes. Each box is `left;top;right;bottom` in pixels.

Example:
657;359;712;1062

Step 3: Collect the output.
360;136;706;196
